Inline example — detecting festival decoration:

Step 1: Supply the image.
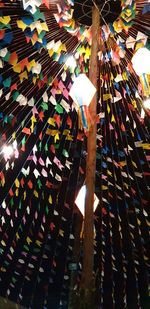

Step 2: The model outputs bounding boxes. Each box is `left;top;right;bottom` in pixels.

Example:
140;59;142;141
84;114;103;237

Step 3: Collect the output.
132;47;150;75
0;0;149;308
54;0;137;43
69;73;96;129
143;97;150;109
75;185;99;217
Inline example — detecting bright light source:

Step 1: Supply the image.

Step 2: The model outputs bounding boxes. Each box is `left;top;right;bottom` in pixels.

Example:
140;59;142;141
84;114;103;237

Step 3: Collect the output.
132;47;150;76
75;185;99;217
32;62;41;74
143;97;150;109
69;73;96;107
141;108;145;119
2;145;14;160
65;55;76;70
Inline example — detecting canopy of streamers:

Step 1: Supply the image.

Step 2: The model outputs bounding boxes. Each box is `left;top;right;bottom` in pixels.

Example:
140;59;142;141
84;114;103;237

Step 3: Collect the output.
0;0;150;308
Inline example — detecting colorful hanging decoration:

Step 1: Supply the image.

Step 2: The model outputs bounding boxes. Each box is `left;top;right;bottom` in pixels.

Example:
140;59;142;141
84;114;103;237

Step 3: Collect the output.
0;0;149;308
69;73;96;130
54;0;137;44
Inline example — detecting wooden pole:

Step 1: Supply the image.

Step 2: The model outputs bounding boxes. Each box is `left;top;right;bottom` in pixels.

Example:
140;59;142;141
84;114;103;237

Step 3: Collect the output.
68;213;83;308
81;5;100;290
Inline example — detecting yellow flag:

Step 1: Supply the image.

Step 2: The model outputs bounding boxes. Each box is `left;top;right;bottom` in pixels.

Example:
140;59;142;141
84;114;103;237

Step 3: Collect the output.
1;177;5;187
30;115;37;133
19;70;28;83
26;237;32;245
107;170;113;177
132;100;137;108
103;93;112;101
0;16;11;25
33;190;39;198
132;161;137;168
36;240;42;247
15;178;20;188
146;219;150;227
17;20;27;31
46;129;52;135
48;49;54;57
41;22;49;32
142;143;150;150
12;132;16;139
1;240;6;247
120;161;126;167
86;46;91;57
27;60;36;72
111;114;116;122
49;195;52;204
16;232;20;240
122;71;128;80
59;229;64;237
23;191;26;200
0;267;6;272
124;182;128;189
48;117;56;126
102;185;108;190
54;133;59;143
15;188;19;197
66;135;73;141
107;170;112;177
63;129;70;135
32;76;37;84
13;63;22;73
107;104;110;114
137;219;141;225
61;43;67;52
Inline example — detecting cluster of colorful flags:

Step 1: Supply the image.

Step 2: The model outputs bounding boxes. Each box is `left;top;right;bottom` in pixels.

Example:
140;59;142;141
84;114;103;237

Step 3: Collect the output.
0;0;149;308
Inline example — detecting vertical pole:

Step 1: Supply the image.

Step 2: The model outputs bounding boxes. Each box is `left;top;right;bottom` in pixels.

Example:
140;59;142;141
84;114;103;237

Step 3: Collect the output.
81;5;100;289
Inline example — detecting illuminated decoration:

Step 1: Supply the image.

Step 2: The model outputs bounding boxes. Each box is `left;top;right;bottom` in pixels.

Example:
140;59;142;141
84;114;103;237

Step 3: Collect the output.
75;185;99;217
69;74;96;107
140;108;145;119
143;97;150;109
132;47;150;76
0;1;150;308
54;0;137;44
52;0;139;66
2;145;14;160
65;55;76;71
69;74;96;129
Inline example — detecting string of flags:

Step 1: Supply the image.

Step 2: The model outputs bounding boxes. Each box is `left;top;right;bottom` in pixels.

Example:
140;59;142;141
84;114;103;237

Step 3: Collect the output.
54;0;136;43
0;0;150;308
